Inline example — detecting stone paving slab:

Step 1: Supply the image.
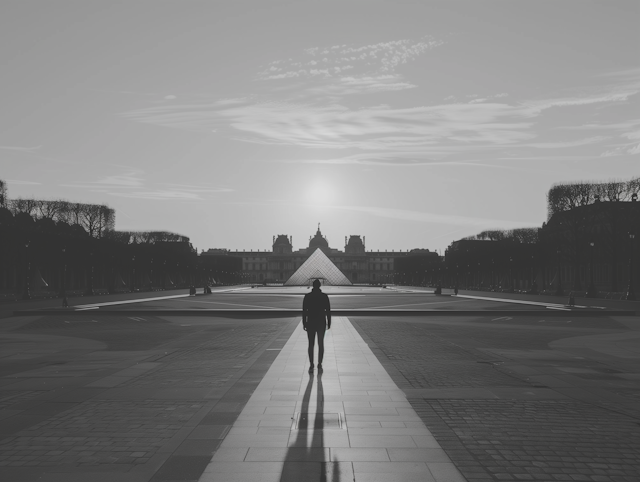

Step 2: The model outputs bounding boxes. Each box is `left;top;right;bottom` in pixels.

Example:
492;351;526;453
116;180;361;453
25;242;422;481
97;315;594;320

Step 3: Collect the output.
3;289;639;482
198;316;466;482
350;316;640;482
0;315;298;481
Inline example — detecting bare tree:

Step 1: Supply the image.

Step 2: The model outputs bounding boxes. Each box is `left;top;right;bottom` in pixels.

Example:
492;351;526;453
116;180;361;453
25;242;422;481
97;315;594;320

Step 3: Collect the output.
8;198;39;216
35;199;66;220
81;204;111;238
109;230;190;245
548;176;639;218
0;179;6;208
55;200;72;224
625;177;640;200
596;181;626;202
466;228;538;243
68;202;85;226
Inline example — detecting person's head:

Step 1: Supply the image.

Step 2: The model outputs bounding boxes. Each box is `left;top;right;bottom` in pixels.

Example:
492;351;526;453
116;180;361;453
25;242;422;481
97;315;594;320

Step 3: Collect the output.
312;279;321;289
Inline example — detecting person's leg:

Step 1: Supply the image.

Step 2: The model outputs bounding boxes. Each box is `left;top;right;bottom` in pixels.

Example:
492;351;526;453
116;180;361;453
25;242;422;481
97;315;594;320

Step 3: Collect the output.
316;325;326;366
307;328;316;367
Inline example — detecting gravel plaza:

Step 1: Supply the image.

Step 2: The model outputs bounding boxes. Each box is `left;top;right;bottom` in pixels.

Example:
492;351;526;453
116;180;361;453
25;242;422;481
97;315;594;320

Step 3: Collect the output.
1;286;639;482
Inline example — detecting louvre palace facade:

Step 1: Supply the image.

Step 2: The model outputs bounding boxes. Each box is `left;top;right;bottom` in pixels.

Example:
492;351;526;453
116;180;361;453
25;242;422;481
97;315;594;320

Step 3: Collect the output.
202;226;438;285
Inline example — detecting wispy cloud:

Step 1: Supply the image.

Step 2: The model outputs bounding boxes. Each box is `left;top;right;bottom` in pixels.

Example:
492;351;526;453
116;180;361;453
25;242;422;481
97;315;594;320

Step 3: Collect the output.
108;191;206;201
282;152;524;169
62;172;233;201
6;179;42;185
121;40;640;167
259;37;444;81
600;142;640;157
126;100;535;152
526;136;610;149
522;85;639;114
309;75;418;96
332;205;536;229
559;119;640;131
94;173;145;188
0;145;41;152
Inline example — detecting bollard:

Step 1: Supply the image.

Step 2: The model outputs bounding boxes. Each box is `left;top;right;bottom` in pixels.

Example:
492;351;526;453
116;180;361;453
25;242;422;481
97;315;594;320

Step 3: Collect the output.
567;291;575;306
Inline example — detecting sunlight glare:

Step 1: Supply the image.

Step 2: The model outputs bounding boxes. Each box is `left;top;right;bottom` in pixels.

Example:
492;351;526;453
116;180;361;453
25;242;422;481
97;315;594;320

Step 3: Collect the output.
305;180;336;207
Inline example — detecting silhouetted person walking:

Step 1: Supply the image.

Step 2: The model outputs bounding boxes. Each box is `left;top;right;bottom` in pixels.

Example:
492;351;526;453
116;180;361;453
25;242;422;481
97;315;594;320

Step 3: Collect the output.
303;279;331;373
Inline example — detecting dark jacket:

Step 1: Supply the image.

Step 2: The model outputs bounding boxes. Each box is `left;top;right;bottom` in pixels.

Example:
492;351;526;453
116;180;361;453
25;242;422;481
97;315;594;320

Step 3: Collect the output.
302;288;331;329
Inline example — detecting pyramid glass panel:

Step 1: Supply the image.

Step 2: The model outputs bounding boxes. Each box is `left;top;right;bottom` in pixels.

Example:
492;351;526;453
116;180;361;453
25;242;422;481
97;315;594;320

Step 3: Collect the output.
284;248;352;286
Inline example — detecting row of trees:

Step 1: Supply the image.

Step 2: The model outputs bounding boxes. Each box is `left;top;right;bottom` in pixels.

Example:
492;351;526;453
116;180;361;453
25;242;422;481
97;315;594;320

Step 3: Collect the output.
5;197;115;238
463;227;539;244
428;176;640;297
542;178;639;294
0;181;241;300
547;177;640;218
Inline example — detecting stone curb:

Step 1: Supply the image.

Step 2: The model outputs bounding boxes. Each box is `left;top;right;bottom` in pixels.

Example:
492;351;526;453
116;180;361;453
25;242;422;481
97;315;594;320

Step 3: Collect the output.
12;308;637;317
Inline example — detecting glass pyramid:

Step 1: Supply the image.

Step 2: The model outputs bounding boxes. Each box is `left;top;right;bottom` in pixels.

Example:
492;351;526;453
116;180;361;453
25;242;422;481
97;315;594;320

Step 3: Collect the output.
284;248;352;286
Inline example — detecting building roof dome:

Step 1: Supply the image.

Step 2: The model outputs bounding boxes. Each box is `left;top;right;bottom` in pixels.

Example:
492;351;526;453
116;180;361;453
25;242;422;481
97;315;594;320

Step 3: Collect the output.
347;235;363;247
309;224;329;249
273;234;291;247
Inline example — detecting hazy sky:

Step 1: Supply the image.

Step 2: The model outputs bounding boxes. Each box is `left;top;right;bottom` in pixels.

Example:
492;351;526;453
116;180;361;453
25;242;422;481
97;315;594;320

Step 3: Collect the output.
1;1;638;253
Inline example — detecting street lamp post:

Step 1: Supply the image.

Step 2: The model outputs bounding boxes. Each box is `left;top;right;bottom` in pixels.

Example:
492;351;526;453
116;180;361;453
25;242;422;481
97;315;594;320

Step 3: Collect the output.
530;254;538;294
587;241;597;298
455;264;459;294
627;232;636;301
555;248;564;296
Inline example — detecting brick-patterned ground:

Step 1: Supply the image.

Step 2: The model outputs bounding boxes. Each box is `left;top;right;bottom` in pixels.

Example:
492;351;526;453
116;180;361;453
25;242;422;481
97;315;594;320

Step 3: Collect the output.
1;318;286;470
414;399;640;482
121;324;281;389
0;391;41;411
0;400;203;467
351;317;640;482
352;319;529;389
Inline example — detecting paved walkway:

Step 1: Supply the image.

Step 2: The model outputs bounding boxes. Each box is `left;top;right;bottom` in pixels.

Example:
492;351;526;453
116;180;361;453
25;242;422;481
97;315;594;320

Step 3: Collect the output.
199;317;465;482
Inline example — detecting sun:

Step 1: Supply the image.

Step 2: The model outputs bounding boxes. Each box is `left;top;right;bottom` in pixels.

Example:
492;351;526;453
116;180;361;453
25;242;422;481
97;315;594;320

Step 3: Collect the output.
305;180;335;207
304;179;336;206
